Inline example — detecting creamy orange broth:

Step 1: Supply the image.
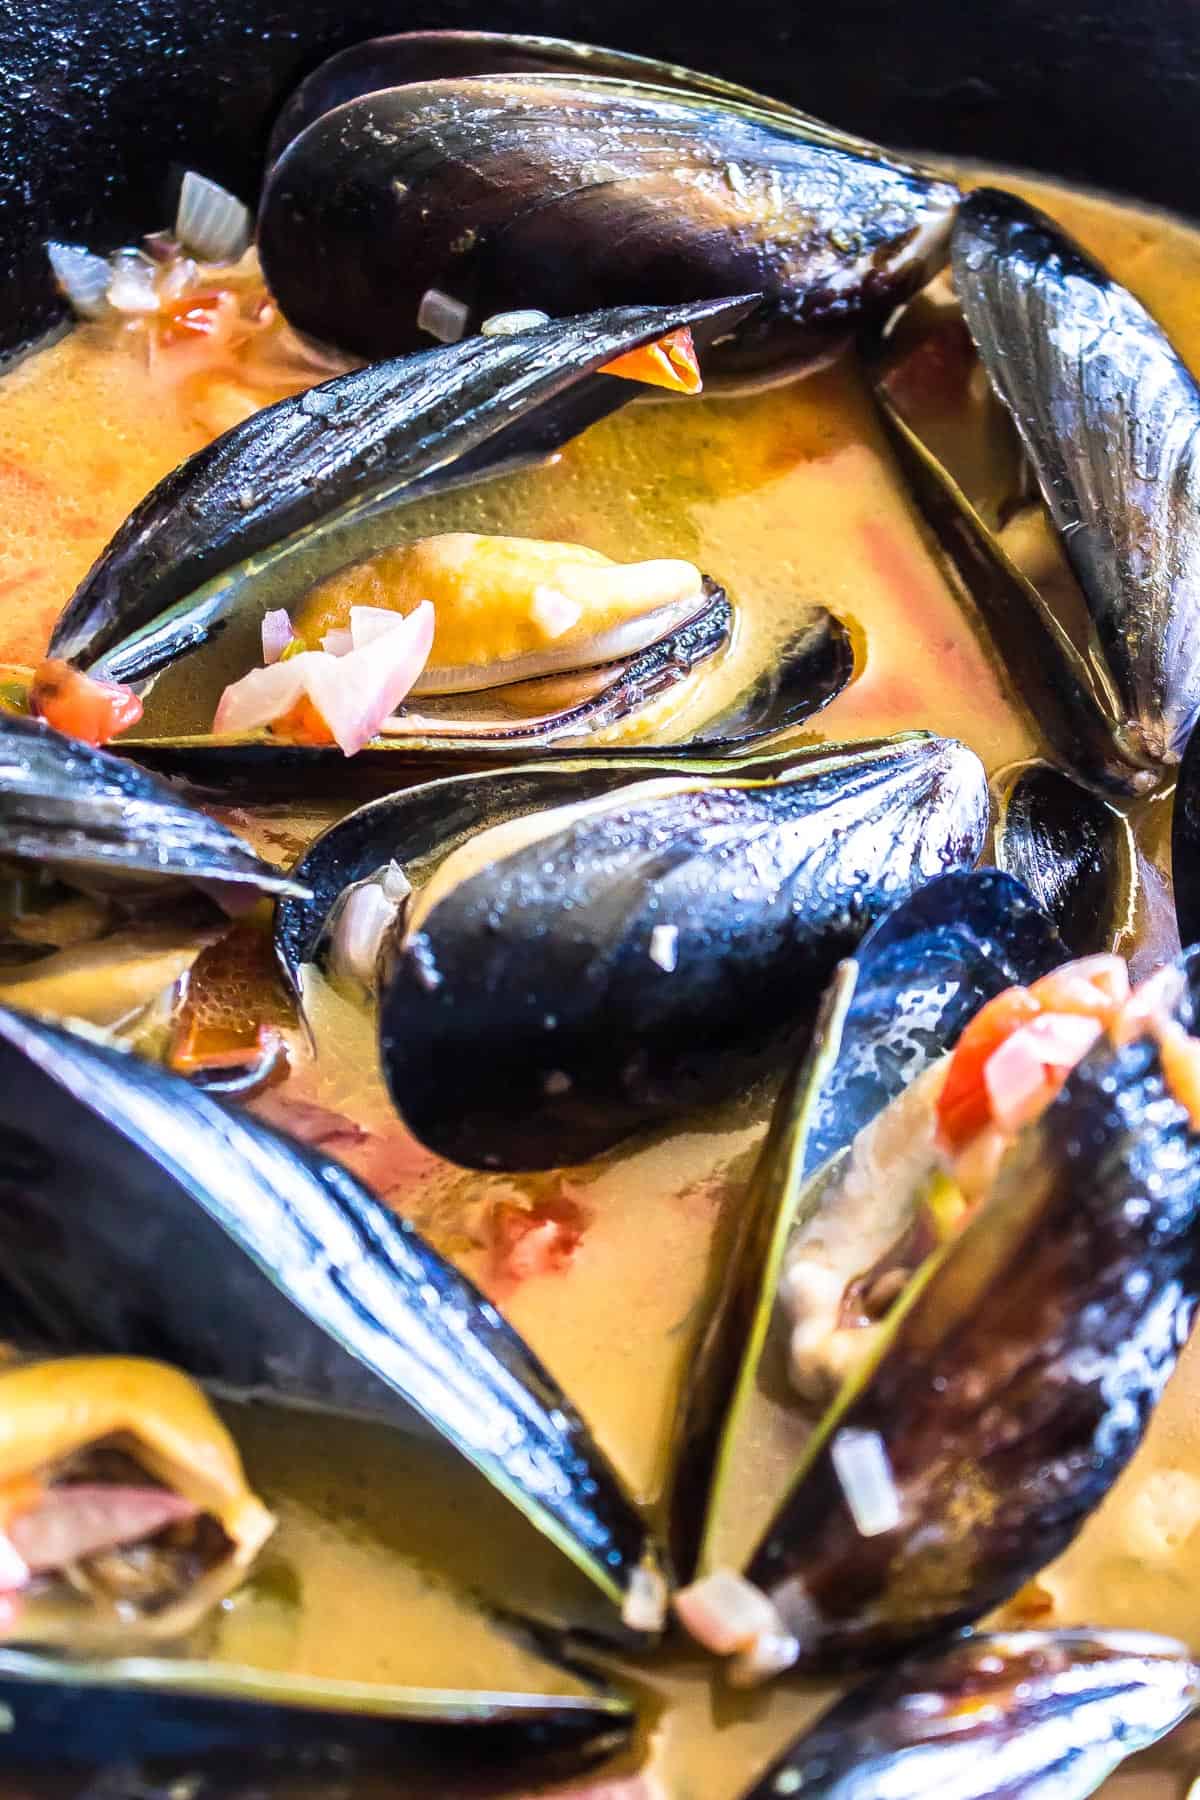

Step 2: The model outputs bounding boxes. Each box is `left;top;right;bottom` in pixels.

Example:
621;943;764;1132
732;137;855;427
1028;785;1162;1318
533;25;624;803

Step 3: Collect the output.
3;170;1200;1797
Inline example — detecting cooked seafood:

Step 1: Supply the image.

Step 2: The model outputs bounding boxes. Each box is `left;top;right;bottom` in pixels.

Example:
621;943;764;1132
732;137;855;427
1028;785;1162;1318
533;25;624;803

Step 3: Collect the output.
953;188;1200;770
674;869;1064;1578
51;298;749;686
739;1630;1200;1800
680;947;1200;1675
258;71;957;378
0;1004;664;1640
0;713;304;960
994;762;1135;955
380;735;989;1169
0;1356;272;1651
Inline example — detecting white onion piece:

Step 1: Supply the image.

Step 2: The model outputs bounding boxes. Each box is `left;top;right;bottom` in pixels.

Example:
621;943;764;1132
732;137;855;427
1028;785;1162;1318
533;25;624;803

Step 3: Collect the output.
46;241;112;319
0;1532;29;1594
481;308;551;336
261;609;296;665
673;1569;783;1656
175;170;252;262
10;1485;197;1573
417;287;470;344
350;605;408;650
620;1562;668;1634
321;629;354;658
727;1630;802;1687
830;1426;902;1537
106;252;161;315
214;604;435;757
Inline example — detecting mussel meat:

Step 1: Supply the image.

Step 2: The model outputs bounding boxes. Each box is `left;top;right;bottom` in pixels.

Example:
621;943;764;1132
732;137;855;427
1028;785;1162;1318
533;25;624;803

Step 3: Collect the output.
994;761;1135;955
258;73;958;379
739;1629;1200;1799
700;945;1200;1672
379;734;989;1170
0;1355;273;1652
0;1004;664;1641
953;188;1200;770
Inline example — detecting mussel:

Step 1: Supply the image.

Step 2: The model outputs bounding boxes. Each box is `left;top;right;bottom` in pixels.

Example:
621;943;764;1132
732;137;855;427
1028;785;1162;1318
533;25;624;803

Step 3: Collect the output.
0;713;303;906
0;1649;631;1790
378;734;989;1170
1173;718;1200;949
258;71;958;379
0;1004;665;1642
679;943;1200;1673
0;1355;273;1652
739;1629;1200;1799
994;762;1135;955
673;869;1064;1582
952;188;1200;771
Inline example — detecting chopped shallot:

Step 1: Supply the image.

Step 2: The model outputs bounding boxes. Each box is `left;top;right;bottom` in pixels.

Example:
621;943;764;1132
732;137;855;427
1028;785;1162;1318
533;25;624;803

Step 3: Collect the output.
261;609;296;664
214;603;434;756
673;1568;783;1656
8;1485;197;1573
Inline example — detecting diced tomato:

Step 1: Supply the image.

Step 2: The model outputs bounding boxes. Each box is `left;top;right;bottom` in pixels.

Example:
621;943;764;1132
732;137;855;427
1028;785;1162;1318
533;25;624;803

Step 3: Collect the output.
1158;1019;1200;1131
269;691;337;746
155;289;233;348
29;658;143;746
1028;953;1129;1021
488;1192;588;1288
936;986;1041;1152
600;327;703;395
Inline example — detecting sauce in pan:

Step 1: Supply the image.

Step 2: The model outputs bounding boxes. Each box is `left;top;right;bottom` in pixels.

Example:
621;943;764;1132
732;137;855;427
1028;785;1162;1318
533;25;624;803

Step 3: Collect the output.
3;169;1200;1797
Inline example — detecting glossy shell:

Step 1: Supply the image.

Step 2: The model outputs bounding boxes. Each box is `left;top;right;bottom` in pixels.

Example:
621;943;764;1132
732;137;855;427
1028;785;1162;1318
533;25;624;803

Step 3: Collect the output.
743;949;1200;1664
259;74;958;378
995;762;1134;955
954;188;1200;769
380;735;989;1170
0;1004;662;1638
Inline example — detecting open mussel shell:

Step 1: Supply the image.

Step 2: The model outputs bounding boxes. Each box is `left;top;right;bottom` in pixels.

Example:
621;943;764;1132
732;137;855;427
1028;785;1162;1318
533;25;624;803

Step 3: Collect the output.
266;28;889;167
274;740;858;997
258;74;958;380
675;869;1064;1577
0;712;305;902
0;1650;632;1790
953;187;1200;771
874;387;1152;795
50;297;752;686
379;734;989;1172
739;1629;1200;1800
0;1004;664;1640
995;761;1135;955
741;946;1200;1667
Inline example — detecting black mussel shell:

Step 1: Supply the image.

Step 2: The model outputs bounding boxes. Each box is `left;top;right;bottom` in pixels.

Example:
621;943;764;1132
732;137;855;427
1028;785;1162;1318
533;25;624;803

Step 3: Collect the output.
744;947;1200;1666
0;1004;664;1639
953;188;1200;770
675;869;1064;1575
379;735;989;1171
267;29;885;167
1173;719;1200;949
50;297;753;685
875;388;1153;795
258;74;958;378
0;1650;632;1793
0;712;304;902
739;1630;1200;1800
995;762;1135;956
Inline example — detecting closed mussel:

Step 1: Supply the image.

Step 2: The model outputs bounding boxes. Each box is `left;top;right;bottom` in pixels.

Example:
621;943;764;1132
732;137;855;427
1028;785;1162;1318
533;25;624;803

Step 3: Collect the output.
259;72;958;378
379;735;989;1170
0;1004;664;1642
994;761;1135;955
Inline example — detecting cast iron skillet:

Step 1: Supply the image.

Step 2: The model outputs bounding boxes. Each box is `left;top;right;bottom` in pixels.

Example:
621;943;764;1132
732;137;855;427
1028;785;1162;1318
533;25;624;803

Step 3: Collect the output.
2;0;1199;360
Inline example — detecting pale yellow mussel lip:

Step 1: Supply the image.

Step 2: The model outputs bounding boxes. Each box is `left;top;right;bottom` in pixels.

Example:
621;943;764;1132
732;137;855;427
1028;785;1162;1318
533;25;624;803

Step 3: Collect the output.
0;1355;274;1650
